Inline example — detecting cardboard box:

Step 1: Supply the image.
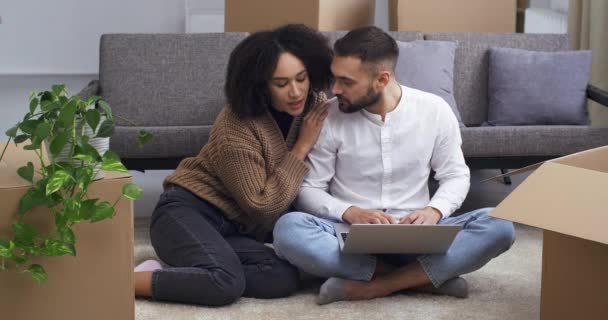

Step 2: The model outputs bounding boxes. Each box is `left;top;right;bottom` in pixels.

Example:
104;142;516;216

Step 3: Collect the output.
225;0;375;32
389;0;517;32
490;146;608;320
0;142;134;320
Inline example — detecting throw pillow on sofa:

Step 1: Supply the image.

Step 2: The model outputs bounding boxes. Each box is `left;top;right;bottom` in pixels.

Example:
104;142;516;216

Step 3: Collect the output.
486;47;592;126
395;40;463;127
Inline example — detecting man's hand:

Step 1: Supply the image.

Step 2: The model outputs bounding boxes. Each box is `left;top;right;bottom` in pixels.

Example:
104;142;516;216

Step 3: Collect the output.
343;206;396;225
399;207;442;225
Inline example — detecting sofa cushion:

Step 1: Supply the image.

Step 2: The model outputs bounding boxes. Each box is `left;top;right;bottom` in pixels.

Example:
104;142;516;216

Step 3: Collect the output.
461;126;608;158
99;33;249;128
486;47;592;126
395;40;463;127
111;126;212;159
424;33;570;126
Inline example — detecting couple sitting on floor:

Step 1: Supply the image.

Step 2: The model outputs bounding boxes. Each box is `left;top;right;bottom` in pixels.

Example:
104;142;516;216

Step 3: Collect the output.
133;24;515;306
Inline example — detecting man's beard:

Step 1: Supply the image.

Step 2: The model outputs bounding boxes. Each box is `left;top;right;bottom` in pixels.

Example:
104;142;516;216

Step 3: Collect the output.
338;86;381;114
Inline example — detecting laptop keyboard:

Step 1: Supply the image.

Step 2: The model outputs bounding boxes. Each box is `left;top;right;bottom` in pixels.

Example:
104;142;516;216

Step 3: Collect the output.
340;232;349;242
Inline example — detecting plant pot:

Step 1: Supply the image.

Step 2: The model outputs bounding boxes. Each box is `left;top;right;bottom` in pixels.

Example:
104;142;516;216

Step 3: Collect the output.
44;119;109;180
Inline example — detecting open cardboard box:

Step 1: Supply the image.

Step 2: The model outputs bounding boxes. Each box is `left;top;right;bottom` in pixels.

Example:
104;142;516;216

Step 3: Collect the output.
389;0;516;32
225;0;375;32
0;142;134;320
488;146;608;320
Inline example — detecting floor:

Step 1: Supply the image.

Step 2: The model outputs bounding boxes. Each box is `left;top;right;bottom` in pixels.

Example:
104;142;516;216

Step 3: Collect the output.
132;169;541;320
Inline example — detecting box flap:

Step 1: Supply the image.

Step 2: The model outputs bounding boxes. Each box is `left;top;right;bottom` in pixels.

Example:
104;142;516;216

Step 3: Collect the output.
551;146;608;173
490;161;608;245
482;146;608;183
481;161;545;183
1;141;130;189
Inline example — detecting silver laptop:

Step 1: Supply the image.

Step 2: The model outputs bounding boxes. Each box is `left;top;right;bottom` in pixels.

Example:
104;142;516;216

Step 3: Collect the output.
335;223;461;254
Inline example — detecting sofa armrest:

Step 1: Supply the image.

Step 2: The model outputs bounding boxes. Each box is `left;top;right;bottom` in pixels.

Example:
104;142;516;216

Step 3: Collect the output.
587;84;608;108
76;80;100;100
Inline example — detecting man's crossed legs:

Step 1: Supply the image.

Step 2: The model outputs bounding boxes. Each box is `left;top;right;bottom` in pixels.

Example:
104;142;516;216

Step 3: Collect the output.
273;207;515;304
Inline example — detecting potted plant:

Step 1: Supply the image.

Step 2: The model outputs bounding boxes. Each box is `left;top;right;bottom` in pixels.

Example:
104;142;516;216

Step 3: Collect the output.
0;84;152;283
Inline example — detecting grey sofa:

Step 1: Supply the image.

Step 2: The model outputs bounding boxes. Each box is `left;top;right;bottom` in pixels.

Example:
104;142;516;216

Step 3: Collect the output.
78;31;608;171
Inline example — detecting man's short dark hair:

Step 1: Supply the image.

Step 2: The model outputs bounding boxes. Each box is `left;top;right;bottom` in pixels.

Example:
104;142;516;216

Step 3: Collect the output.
225;24;333;118
334;26;399;74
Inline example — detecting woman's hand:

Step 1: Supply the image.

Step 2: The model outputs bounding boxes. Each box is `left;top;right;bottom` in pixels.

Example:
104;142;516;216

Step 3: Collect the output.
292;99;331;160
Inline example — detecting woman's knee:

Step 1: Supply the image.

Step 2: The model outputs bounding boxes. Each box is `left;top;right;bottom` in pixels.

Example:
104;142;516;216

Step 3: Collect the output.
248;259;300;299
199;268;247;306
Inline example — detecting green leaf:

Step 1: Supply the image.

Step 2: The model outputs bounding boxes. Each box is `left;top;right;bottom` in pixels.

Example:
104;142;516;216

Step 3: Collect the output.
137;130;153;148
86;95;101;107
41;100;61;112
46;169;72;195
55;210;67;229
19;119;40;135
52;84;66;96
33;122;52;141
75;134;89;147
12;254;27;266
17;162;34;182
5;125;18;138
85;109;101;133
79;198;98;220
41;238;75;257
58;99;77;128
14;134;29;144
96;119;114;138
40;91;54;103
122;183;143;200
49;130;70;156
63;198;81;222
18;187;47;215
98;100;113;121
26;264;48;283
101;150;127;172
73;143;100;163
29;98;39;114
75;166;93;190
0;238;15;257
57;226;76;245
90;201;114;222
12;222;37;250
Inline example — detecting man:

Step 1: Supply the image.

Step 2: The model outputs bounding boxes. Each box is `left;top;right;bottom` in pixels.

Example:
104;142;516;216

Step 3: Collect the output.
272;26;515;305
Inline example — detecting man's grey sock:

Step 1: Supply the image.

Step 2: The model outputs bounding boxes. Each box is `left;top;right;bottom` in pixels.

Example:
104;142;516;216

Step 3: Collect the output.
316;277;347;305
414;277;468;298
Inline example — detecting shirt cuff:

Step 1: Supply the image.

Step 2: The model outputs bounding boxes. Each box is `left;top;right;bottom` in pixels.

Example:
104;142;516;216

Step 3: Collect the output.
427;198;453;219
328;200;353;222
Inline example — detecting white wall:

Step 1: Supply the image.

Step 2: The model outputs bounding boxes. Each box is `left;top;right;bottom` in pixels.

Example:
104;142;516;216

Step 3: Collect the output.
0;0;185;74
0;0;187;140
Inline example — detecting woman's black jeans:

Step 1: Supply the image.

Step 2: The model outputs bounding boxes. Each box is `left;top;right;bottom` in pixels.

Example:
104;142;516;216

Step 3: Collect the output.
149;184;300;306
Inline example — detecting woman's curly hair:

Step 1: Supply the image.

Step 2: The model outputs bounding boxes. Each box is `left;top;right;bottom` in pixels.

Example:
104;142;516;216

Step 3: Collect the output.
224;24;333;118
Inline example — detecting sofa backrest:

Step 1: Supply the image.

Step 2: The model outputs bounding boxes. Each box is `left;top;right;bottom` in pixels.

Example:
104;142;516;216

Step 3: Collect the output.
99;32;248;127
425;33;570;126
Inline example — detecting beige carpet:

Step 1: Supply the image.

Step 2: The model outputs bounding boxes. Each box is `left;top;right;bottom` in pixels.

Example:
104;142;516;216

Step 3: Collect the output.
134;218;542;320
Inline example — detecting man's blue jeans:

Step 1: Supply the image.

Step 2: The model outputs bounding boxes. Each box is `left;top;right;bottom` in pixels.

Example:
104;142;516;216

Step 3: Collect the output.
273;208;515;287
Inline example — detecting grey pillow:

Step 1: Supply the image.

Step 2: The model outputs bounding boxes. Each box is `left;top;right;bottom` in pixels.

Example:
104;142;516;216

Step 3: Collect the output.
486;47;592;126
395;40;463;127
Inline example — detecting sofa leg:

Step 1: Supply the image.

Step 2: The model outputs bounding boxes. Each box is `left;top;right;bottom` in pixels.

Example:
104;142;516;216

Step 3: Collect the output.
500;169;512;185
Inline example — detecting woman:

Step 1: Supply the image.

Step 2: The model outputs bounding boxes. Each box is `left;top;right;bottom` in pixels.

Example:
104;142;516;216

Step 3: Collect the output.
133;24;333;306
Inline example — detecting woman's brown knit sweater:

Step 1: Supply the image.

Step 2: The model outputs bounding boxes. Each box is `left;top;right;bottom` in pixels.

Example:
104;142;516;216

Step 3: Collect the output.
164;93;325;241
